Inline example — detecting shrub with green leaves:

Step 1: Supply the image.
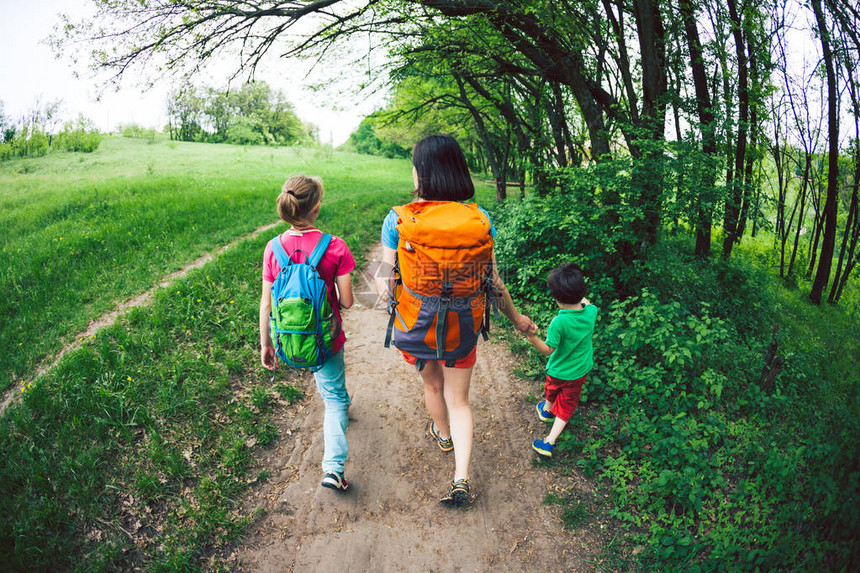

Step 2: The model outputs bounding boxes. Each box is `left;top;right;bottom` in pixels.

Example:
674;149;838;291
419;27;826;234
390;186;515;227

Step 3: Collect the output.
492;183;858;571
54;116;103;153
491;192;619;325
119;123;158;142
225;116;265;146
0;124;50;160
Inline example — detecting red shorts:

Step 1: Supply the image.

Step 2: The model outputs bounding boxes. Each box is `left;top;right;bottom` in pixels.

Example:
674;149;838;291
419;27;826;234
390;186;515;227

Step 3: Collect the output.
400;347;477;369
545;374;587;421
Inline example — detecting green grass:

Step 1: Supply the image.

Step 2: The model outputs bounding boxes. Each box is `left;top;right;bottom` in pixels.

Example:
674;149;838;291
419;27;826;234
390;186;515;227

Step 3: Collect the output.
543;492;593;530
0;137;497;570
0;137;416;391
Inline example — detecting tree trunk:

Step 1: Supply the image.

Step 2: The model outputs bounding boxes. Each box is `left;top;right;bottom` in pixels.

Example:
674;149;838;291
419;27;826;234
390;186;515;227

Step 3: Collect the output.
722;0;749;259
736;28;761;242
452;74;506;201
760;324;784;393
632;0;668;248
788;158;811;279
680;0;718;257
829;55;860;304
830;169;859;303
807;207;825;279
809;0;840;305
772;138;788;240
780;180;802;278
546;83;569;168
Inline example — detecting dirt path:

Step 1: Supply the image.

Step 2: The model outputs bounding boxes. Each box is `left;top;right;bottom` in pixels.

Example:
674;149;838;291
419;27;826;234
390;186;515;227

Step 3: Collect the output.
227;246;605;572
0;222;281;417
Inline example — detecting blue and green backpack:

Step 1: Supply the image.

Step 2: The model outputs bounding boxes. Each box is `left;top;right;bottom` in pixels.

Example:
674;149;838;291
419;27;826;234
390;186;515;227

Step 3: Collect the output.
268;234;339;371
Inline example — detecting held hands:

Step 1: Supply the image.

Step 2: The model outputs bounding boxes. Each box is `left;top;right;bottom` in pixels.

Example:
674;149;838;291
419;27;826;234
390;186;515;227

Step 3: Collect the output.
512;313;536;334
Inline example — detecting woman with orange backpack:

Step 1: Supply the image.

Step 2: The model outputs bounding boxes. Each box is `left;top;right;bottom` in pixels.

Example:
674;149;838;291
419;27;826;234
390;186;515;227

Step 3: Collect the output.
376;134;535;507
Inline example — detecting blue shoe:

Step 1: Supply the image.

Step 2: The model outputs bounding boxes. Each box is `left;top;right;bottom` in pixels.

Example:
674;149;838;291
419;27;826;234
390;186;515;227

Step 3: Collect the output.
532;438;555;457
536;401;555;423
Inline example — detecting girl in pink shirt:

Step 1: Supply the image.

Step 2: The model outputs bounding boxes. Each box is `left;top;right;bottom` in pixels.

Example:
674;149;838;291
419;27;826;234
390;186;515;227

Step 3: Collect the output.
260;174;356;492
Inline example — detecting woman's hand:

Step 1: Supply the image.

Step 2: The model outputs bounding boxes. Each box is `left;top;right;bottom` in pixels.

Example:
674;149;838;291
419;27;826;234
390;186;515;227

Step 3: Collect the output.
375;276;389;302
376;247;398;303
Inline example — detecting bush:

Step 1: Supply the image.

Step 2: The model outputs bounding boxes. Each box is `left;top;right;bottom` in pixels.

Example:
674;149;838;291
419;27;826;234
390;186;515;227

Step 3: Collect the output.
490;189;623;324
493;186;859;570
55;116;103;153
118;123;157;142
0;125;49;160
225;116;264;146
347;117;410;158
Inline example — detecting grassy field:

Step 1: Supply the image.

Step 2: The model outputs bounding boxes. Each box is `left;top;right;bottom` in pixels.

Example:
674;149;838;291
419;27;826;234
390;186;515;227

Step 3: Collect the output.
0;137;419;392
0;136;500;571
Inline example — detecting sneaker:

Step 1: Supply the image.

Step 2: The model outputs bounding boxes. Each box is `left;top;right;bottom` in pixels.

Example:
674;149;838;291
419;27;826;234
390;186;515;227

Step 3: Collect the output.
428;421;454;452
536;401;555;423
532;438;555;457
440;478;470;507
321;471;349;492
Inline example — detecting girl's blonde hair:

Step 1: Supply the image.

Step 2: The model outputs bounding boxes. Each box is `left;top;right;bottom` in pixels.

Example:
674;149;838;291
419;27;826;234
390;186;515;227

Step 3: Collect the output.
277;174;324;227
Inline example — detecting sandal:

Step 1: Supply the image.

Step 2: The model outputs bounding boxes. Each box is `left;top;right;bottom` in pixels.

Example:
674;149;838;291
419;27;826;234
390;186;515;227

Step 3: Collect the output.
428;421;454;452
440;478;470;507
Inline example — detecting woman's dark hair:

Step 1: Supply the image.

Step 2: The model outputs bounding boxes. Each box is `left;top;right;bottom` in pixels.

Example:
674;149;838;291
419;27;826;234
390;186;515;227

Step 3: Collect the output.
547;263;588;304
412;134;475;201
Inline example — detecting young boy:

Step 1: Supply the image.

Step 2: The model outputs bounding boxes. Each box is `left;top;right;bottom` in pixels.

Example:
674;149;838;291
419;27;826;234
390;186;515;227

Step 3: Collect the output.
524;263;598;457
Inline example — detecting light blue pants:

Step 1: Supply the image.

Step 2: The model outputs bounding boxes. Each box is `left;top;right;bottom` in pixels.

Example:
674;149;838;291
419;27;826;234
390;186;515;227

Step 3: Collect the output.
312;349;350;474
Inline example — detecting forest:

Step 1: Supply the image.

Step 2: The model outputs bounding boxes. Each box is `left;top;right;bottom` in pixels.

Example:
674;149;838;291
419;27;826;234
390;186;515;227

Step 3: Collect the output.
57;0;860;306
0;0;854;570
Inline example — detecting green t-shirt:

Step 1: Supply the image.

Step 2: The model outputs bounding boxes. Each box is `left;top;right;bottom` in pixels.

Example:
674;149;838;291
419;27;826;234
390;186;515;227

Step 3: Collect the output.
544;304;598;380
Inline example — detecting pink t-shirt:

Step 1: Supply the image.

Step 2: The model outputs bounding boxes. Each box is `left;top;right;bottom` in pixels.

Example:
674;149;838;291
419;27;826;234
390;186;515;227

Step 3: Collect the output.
263;227;356;353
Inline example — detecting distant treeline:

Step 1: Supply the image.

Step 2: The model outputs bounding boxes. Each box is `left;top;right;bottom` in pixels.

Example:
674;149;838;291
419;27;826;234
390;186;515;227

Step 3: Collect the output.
0;100;102;161
165;81;316;146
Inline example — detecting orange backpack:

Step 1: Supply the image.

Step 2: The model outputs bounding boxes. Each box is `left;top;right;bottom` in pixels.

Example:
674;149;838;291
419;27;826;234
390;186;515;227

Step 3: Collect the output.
384;201;497;365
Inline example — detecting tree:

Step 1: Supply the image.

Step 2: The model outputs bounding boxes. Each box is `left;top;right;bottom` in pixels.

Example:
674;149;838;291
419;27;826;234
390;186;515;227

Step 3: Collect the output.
721;0;750;259
166;85;204;142
56;1;672;250
678;0;719;257
825;0;860;303
0;101;14;143
808;0;840;305
52;0;859;303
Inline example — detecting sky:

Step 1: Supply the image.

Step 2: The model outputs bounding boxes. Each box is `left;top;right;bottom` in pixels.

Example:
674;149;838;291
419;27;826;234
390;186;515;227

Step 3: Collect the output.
0;0;384;146
0;1;842;150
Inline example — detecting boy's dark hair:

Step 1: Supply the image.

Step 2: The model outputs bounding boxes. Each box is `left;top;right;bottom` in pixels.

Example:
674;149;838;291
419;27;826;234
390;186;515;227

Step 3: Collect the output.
412;134;475;201
547;263;588;304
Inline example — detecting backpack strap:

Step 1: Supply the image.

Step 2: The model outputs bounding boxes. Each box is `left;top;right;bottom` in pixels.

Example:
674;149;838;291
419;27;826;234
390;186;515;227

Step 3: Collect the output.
270;234;332;270
384;256;402;349
435;281;453;359
481;261;500;341
270;236;292;269
307;234;333;269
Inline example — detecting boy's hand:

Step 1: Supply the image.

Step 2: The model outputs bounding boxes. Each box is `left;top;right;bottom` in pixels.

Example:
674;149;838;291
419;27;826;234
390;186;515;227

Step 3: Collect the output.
526;323;539;336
